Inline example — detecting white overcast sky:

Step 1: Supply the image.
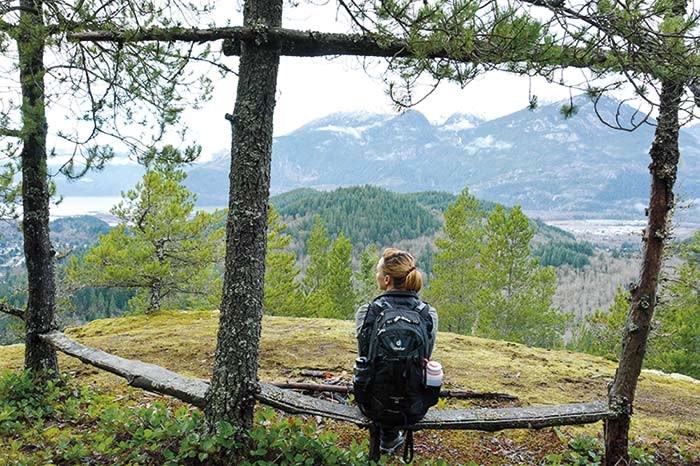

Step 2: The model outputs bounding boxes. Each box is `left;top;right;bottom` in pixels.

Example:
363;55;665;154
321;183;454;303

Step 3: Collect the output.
3;0;687;164
177;1;588;160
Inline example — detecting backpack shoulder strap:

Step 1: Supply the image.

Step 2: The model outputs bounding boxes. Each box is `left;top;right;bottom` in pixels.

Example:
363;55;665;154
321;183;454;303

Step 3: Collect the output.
411;299;433;332
366;297;393;361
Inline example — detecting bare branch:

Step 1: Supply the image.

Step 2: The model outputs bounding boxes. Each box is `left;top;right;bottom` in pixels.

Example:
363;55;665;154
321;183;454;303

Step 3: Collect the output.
0;301;25;320
0;4;38;16
690;80;700;107
69;26;253;43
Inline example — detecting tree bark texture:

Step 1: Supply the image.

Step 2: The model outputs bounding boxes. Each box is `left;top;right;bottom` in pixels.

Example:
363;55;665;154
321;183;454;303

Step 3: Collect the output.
18;0;58;375
203;0;283;437
604;78;684;466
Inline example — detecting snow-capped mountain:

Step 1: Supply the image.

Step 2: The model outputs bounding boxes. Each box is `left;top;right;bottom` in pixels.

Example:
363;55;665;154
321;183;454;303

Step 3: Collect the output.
56;97;700;219
188;96;699;217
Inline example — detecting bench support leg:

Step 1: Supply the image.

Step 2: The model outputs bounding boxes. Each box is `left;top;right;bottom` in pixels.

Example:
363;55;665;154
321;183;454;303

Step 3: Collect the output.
369;423;381;461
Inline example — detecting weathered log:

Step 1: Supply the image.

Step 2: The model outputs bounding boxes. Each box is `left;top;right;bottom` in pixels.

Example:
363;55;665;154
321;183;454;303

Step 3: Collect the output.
272;382;519;401
39;331;210;407
259;382;370;426
41;331;616;431
273;382;353;393
417;401;614;430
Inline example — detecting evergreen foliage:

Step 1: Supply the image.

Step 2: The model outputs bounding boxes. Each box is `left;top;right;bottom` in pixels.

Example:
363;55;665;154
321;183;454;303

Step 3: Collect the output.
477;205;564;347
65;288;133;324
301;217;356;319
264;206;304;316
403;191;458;212
647;231;699;378
571;232;699;379
533;241;594;269
355;244;380;305
574;286;630;360
427;189;565;347
302;217;330;294
426;188;485;335
67;163;224;313
325;233;356;319
270;186;580;255
273;186;442;246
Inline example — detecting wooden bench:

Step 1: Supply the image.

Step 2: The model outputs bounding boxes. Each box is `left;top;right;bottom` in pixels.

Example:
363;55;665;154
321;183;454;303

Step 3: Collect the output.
40;331;618;459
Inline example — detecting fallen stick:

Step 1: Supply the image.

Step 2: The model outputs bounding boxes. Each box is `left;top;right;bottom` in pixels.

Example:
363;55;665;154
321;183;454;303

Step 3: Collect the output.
271;382;519;401
300;369;332;378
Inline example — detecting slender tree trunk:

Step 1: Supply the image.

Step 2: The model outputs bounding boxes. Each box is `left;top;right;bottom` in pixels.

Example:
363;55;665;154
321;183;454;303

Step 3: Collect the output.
204;0;282;448
148;280;162;313
18;0;58;375
604;78;684;466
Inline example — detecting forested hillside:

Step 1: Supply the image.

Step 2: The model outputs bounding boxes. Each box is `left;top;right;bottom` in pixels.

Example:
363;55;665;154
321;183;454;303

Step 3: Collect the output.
271;186;443;246
1;186;640;346
270;186;575;249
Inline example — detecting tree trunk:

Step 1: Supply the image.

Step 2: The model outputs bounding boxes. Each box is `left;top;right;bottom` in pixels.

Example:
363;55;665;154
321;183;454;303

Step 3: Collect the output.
604;78;684;466
204;0;282;447
148;279;162;313
18;0;58;375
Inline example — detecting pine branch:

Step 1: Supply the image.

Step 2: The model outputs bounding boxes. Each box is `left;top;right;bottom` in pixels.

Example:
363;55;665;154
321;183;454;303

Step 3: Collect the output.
0;301;25;320
0;128;22;138
69;26;609;70
0;18;14;32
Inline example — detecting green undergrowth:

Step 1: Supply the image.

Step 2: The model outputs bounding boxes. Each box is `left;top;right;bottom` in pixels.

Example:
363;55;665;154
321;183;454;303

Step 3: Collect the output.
0;370;376;465
2;371;692;466
0;311;698;465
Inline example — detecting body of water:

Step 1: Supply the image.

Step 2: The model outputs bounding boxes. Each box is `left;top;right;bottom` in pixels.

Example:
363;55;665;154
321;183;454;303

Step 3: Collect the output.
51;197;225;223
52;196;123;218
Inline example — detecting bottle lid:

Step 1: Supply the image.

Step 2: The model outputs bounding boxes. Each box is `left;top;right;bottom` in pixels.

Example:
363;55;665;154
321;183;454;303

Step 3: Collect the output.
426;361;442;375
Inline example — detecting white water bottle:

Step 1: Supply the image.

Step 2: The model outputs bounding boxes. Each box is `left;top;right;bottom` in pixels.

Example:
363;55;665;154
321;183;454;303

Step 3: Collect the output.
425;360;443;387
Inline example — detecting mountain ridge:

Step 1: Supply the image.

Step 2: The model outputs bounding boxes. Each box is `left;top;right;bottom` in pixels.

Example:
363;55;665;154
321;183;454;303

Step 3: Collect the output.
52;97;700;220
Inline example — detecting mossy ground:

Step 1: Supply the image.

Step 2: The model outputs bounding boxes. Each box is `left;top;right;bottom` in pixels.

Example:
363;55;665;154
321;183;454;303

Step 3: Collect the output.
0;310;697;465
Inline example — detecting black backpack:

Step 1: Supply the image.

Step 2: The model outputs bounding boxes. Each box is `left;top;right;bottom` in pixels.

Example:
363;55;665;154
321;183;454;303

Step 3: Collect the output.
354;292;440;427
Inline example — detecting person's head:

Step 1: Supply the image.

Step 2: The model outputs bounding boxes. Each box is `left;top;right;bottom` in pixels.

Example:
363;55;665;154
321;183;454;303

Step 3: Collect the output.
376;248;423;292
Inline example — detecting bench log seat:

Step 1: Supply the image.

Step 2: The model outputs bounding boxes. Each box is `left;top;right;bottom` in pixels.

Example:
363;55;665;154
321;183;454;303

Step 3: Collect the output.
39;331;617;433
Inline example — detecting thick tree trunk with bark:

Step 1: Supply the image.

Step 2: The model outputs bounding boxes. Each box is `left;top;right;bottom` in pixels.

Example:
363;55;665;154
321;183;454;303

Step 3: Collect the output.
604;78;684;466
203;0;283;444
18;0;58;375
